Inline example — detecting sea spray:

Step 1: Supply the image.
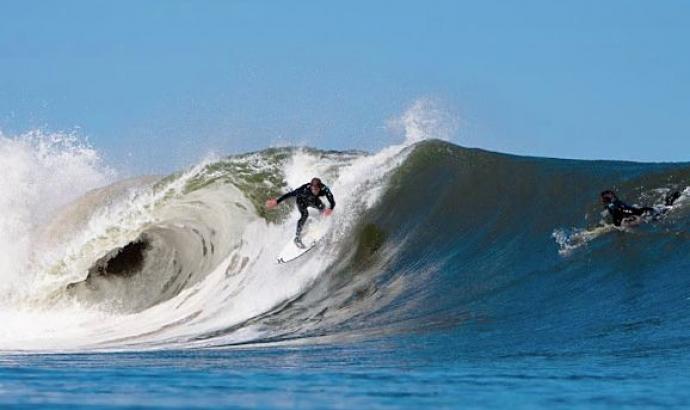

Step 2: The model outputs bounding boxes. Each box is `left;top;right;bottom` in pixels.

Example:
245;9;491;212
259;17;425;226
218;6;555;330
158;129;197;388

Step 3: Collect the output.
0;131;113;297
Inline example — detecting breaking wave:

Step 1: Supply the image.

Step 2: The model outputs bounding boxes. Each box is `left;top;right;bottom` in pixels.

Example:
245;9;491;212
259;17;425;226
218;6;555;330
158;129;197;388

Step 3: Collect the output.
2;130;690;355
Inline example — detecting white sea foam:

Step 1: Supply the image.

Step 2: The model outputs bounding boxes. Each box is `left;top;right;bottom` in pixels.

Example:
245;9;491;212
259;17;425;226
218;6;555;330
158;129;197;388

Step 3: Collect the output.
0;131;114;297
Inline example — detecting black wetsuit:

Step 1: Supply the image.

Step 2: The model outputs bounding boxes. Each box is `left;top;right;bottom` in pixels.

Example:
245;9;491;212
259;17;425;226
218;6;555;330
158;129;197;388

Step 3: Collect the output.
605;199;655;227
277;183;336;237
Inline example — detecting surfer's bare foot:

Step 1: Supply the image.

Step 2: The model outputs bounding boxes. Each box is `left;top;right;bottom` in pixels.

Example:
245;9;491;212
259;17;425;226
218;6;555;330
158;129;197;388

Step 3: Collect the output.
294;237;306;249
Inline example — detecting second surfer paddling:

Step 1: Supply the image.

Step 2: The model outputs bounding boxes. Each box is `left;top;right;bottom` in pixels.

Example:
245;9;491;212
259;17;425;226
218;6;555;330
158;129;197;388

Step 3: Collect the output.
266;177;335;248
601;190;681;226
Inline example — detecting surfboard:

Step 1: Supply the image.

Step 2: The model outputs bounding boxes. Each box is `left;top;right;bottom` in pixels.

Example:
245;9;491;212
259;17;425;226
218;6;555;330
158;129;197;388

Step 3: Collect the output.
276;217;327;264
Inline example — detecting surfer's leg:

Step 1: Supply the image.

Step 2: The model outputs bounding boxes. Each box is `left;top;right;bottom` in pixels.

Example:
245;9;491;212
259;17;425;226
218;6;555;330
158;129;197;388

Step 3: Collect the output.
292;201;309;249
649;191;683;221
639;207;655;215
639;206;671;222
296;201;309;238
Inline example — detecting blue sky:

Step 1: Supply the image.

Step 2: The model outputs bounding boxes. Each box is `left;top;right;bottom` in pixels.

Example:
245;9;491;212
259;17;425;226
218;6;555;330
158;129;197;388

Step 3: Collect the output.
1;0;689;172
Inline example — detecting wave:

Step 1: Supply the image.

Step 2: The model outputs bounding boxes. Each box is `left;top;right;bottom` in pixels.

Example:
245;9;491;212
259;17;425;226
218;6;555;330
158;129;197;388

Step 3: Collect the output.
1;136;690;354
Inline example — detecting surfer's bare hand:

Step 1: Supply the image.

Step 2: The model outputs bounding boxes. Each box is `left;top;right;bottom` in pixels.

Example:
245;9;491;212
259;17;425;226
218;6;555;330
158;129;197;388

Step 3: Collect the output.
265;199;278;209
323;208;333;216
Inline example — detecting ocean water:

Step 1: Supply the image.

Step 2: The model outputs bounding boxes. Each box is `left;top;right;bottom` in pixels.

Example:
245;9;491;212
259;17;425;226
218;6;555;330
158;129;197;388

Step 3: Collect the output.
4;341;690;409
2;133;690;409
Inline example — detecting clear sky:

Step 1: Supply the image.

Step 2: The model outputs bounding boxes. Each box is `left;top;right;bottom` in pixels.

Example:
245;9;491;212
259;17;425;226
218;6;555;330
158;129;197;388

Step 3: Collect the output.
1;0;689;172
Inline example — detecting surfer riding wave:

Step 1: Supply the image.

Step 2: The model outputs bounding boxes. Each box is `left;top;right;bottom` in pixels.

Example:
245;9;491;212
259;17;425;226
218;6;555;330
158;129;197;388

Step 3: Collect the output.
266;177;335;249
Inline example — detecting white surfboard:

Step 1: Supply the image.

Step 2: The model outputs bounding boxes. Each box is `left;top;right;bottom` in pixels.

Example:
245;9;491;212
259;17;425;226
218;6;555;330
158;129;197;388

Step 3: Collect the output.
276;217;327;264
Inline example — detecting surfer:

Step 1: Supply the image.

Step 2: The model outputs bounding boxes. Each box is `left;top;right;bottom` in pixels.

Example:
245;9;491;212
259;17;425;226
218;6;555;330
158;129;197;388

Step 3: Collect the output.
601;190;681;226
266;177;335;248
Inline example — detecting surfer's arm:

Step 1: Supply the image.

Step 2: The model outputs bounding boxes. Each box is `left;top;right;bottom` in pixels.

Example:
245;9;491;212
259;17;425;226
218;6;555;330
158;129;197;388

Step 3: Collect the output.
324;188;335;209
276;190;296;204
276;184;307;204
607;210;622;226
605;205;624;226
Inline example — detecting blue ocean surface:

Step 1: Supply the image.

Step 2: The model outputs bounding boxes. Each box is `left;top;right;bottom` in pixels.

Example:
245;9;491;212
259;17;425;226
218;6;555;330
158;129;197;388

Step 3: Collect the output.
3;338;690;409
2;140;690;408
